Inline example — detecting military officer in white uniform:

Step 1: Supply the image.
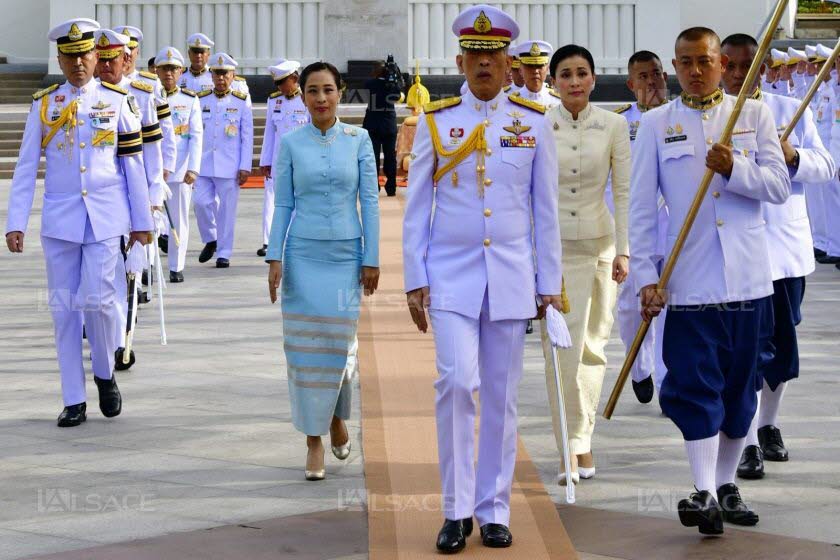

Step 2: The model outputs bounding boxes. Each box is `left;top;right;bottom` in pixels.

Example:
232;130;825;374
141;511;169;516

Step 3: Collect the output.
513;40;558;108
611;50;671;403
5;18;153;426
631;27;790;535
404;5;564;552
257;59;308;257
155;46;203;282
765;49;793;97
720;34;836;480
178;33;251;100
807;44;836;262
194;53;253;268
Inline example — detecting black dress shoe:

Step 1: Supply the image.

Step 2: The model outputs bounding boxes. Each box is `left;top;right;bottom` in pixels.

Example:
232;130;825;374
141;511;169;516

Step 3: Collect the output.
815;247;827;258
436;518;471;554
114;347;135;371
816;254;840;264
198;241;217;263
526;319;534;334
138;290;150;304
677;490;723;535
257;244;267;257
94;376;122;418
758;425;789;461
717;483;759;526
737;445;765;479
141;269;149;286
169;271;184;283
215;258;230;268
158;234;168;254
480;523;512;548
57;403;87;427
632;375;655;404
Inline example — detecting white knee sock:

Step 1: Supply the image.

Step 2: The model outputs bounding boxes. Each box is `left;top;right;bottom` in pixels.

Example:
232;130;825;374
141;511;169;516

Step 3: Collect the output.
716;432;746;488
758;380;786;429
745;393;760;447
685;436;718;493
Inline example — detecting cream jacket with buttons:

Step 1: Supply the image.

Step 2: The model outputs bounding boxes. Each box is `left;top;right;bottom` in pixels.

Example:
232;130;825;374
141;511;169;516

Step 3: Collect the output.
547;102;631;255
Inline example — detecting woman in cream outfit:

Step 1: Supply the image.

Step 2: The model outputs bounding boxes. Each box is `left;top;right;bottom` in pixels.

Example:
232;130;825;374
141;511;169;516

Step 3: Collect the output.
541;44;630;483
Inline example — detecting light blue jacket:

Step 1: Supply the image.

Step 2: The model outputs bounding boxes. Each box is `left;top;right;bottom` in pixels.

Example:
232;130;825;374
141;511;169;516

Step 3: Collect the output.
266;119;380;267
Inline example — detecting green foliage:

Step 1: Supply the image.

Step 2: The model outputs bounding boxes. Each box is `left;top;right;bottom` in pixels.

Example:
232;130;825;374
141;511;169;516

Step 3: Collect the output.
799;1;840;14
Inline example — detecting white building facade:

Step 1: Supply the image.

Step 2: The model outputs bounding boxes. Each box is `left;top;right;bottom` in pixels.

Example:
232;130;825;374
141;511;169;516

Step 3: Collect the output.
0;0;785;75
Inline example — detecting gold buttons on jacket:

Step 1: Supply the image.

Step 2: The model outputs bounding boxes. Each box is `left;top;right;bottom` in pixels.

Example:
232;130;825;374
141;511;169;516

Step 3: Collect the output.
78;120;85;126
80;166;87;173
712;191;720;198
483;238;491;247
483;119;490;126
702;113;710;121
484;178;492;186
79;142;86;149
81;189;88;197
717;219;724;227
485;148;493;156
484;209;492;217
706;137;713;145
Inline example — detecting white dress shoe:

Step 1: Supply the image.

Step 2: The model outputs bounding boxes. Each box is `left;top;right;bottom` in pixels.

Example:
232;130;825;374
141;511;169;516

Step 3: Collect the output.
558;471;580;486
332;440;351;460
578;466;596;479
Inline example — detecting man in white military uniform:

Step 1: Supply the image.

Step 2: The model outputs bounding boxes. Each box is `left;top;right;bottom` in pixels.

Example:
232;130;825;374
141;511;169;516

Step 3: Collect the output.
179;33;251;99
5;18;153;426
94;28;166;365
821;54;840;266
194;53;253;268
404;5;564;552
513;40;558;108
631;28;790;535
611;50;671;403
765;49;793;97
155;47;203;283
257;60;307;257
720;34;835;480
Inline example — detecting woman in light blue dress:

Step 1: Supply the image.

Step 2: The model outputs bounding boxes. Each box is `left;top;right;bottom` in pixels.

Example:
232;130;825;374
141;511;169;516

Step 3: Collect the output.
266;62;380;481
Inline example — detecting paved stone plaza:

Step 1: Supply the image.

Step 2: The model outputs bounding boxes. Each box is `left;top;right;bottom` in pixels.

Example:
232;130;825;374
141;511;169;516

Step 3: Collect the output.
0;183;837;558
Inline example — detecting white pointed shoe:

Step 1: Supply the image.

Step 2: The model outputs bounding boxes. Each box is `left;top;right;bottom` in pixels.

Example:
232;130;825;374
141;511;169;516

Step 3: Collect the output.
578;466;596;479
558;471;580;486
332;440;351;460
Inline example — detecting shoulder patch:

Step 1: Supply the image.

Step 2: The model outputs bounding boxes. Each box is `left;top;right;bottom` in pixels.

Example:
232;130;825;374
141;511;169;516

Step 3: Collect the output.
197;89;213;98
130;80;154;93
549;90;562;99
101;81;128;95
614;103;632;114
32;84;59;101
181;88;197;98
423;96;461;114
509;94;546;114
269;90;282;99
138;70;158;80
234;76;246;82
231;90;248;100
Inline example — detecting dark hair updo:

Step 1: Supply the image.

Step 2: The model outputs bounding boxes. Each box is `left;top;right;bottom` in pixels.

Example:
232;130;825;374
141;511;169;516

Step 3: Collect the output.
549;44;596;78
300;61;345;92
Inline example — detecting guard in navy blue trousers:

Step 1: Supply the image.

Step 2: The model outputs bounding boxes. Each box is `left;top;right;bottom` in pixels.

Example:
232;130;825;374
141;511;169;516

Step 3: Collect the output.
720;35;835;480
631;28;790;535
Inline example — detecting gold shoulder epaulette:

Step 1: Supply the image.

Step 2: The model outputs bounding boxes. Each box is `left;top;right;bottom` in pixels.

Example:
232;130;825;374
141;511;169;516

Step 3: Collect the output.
130;80;154;93
614;103;632;114
231;90;248;100
509;94;546;114
269;91;282;99
101;81;128;95
423;96;461;113
549;90;562;99
181;88;197;98
32;84;58;101
503;84;512;92
234;76;246;82
138;70;158;80
197;89;213;98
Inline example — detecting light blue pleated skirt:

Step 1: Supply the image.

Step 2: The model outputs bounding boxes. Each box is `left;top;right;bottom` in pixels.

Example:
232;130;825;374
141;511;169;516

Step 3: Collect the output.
281;235;361;436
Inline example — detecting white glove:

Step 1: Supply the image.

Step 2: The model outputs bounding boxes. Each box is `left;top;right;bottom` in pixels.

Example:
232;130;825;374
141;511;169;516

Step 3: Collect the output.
546;305;572;349
125;240;148;275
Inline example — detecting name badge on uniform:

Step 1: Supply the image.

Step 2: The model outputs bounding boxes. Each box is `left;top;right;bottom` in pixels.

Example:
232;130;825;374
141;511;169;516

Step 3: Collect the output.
500;135;536;148
225;122;238;137
90;117;112;129
226;107;238;114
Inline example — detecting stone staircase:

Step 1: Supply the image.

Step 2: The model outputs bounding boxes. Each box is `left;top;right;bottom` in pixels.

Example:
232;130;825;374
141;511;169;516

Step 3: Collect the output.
0;107;371;180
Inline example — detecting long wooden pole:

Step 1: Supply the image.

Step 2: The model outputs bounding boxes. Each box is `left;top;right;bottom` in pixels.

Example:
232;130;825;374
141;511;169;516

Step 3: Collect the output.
780;37;840;141
603;0;791;420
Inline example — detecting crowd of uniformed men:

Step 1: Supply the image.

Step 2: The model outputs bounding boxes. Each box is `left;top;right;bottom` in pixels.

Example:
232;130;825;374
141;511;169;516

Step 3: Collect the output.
3;2;839;550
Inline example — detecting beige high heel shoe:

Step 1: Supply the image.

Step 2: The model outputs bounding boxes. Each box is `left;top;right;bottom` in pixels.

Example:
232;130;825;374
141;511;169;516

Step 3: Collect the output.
330;419;351;460
305;439;325;481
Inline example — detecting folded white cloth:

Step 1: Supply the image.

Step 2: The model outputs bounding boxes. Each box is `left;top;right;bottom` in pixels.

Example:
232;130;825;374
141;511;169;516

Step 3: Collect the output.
125;240;148;274
546;305;572;349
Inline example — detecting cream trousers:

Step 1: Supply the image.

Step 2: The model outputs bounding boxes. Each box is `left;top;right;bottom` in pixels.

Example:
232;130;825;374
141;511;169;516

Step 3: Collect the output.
541;235;617;457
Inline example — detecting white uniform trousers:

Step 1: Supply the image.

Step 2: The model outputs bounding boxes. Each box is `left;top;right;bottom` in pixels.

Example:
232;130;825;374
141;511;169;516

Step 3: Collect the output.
262;175;274;246
42;227;120;407
429;292;527;527
805;182;829;252
167;180;192;272
194;177;239;259
617;267;668;391
822;175;840;256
